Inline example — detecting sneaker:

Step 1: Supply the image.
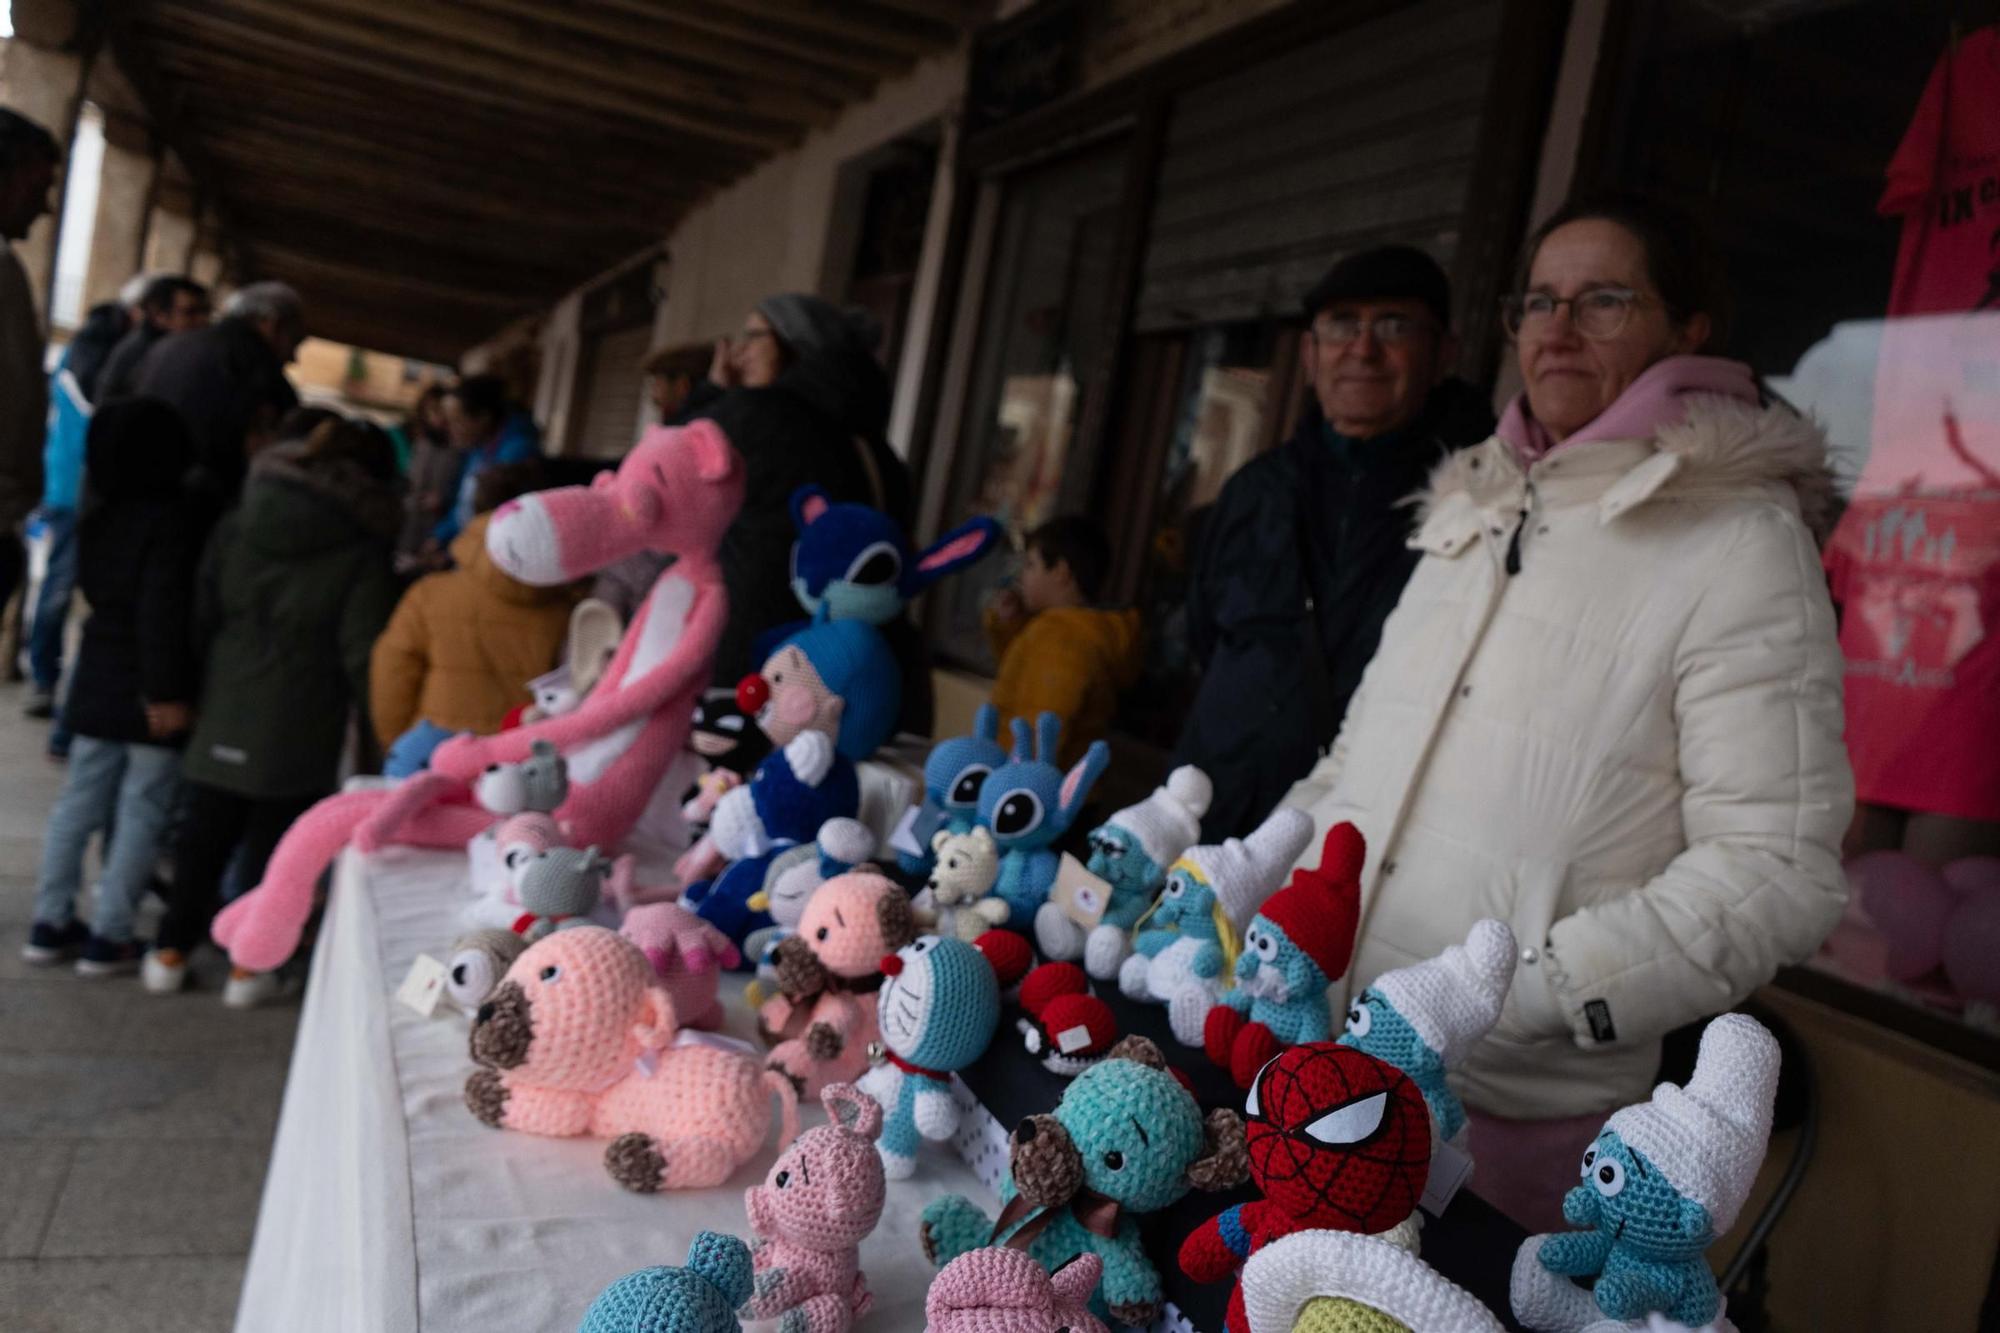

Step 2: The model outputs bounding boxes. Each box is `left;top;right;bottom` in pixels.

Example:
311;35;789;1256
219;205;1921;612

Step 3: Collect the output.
142;948;189;994
223;968;285;1009
75;935;145;977
23;689;54;719
21;918;89;964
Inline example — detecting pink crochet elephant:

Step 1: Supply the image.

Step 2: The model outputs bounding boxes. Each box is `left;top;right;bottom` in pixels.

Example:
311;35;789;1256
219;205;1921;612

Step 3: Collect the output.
464;926;797;1192
924;1248;1108;1333
740;1082;887;1333
212;421;745;973
758;872;916;1099
619;901;741;1031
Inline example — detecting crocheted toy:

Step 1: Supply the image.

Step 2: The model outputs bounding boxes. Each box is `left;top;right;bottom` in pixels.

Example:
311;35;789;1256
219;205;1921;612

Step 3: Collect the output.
443;928;528;1015
1204;823;1365;1088
475;739;569;815
741;1082;887;1333
384;719;462;779
580;1231;753;1333
1338;918;1517;1148
898;703;1008;877
1016;962;1119;1076
926;1249;1110;1333
1181;1041;1433;1333
913;826;1007;941
1036;765;1213;979
855;933;1002;1178
619;901;742;1031
975;713;1110;930
922;1035;1249;1328
1511;1015;1778;1333
1118;806;1314;1047
744;817;878;1004
464;926;798;1191
214;421;743;972
757;872;914;1099
510;844;612;942
1239;1229;1507;1333
787;484;1002;625
681;687;771;831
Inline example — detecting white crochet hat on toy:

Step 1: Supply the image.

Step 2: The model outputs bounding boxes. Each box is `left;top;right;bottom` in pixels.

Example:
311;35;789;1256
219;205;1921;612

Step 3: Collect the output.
1109;766;1213;870
1603;1013;1780;1235
1183;806;1313;931
1370;918;1518;1068
1242;1229;1506;1333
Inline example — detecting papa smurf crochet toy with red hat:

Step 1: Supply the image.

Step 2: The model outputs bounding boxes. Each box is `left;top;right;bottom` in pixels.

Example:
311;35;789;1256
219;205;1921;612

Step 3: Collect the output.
580;1230;754;1333
976;713;1110;930
214;421;744;973
464;926;798;1191
1239;1229;1507;1333
925;1248;1110;1333
900;704;1008;878
1510;1014;1779;1333
1204;822;1365;1088
740;1082;888;1333
1180;1041;1434;1333
758;871;915;1100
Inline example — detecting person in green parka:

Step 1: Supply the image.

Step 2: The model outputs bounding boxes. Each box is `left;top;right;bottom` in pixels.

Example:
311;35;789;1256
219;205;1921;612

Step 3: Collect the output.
144;409;402;1006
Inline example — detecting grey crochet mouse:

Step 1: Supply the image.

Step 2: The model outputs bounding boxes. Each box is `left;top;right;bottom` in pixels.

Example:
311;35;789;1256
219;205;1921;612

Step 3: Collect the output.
475;739;570;816
511;845;610;941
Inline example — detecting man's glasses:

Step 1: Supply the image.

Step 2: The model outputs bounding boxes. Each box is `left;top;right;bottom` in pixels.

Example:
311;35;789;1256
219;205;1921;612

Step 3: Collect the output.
1310;312;1431;347
1501;286;1654;341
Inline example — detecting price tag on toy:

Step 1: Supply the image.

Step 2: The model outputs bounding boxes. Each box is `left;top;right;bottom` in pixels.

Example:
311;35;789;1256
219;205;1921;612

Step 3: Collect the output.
1419;1137;1474;1216
889;803;948;860
1051;853;1113;929
395;953;450;1018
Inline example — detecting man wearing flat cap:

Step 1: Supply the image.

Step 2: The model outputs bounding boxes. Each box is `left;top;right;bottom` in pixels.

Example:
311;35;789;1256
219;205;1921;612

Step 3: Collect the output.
1173;245;1493;840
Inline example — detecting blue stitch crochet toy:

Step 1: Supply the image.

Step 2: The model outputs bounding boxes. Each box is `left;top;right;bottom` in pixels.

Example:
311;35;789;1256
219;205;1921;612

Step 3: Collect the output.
1338;917;1517;1148
1035;765;1213;980
897;703;1009;876
1510;1014;1780;1333
975;712;1109;930
920;1035;1249;1330
787;484;1003;626
579;1230;753;1333
855;933;1002;1179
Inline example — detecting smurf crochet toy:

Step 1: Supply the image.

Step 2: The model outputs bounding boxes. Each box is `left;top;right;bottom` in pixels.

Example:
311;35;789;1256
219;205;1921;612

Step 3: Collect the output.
926;1249;1110;1333
1180;1041;1434;1333
1205;822;1365;1088
740;1082;887;1333
1511;1014;1779;1333
580;1230;753;1333
898;703;1007;877
922;1035;1249;1329
855;933;1002;1179
786;484;1002;627
1339;918;1517;1148
975;713;1109;930
1239;1229;1507;1333
1036;765;1213;979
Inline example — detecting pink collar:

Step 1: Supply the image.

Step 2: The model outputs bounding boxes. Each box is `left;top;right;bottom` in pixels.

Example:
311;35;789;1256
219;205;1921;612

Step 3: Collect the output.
1499;355;1758;464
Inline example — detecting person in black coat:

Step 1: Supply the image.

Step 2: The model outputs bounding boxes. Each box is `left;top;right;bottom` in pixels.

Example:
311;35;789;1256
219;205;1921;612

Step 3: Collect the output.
95;274;210;405
1172;247;1495;840
23;399;200;974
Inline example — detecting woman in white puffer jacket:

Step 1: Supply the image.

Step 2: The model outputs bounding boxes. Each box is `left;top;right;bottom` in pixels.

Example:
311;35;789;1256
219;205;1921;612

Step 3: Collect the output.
1283;196;1853;1231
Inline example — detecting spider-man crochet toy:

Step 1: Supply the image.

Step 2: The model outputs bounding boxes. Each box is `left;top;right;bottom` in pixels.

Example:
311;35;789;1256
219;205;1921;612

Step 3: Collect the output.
1179;1041;1433;1333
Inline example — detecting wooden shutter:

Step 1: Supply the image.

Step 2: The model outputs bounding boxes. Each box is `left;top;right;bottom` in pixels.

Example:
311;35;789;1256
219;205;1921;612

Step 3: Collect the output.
570;324;653;461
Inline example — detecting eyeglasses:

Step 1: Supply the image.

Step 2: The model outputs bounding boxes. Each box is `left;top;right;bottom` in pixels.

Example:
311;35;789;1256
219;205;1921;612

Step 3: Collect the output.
1501;286;1655;341
1310;312;1432;347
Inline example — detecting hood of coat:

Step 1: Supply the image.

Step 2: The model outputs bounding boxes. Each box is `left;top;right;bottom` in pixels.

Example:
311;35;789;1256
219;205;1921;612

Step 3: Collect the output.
1416;394;1838;547
450;512;574;605
240;440;401;556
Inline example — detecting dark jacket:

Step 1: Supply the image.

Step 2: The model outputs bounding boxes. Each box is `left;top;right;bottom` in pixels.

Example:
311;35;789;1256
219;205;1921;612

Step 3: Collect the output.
95;321;165;405
133;316;299;523
1172;378;1494;839
181;441;401;799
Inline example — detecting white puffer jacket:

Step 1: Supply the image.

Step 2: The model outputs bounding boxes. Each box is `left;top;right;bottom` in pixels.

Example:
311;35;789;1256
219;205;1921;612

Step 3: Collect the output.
1285;396;1853;1119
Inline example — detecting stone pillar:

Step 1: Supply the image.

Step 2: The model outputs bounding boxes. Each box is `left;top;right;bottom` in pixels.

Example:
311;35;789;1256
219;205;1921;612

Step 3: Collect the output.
189;247;223;290
80;108;153;306
142;169;197;275
0;32;85;326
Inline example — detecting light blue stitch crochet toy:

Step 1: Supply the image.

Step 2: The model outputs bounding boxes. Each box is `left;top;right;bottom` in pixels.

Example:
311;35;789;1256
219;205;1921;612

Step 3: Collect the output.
920;1035;1248;1330
855;933;1001;1179
898;704;1008;877
975;712;1110;930
1511;1014;1780;1333
579;1230;753;1333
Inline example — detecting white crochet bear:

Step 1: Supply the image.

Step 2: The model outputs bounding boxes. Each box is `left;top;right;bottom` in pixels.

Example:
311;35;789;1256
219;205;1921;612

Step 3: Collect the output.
914;826;1008;942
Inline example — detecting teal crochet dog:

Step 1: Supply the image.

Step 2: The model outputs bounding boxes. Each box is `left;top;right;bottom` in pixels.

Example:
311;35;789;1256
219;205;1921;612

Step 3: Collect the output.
920;1036;1247;1329
580;1230;752;1333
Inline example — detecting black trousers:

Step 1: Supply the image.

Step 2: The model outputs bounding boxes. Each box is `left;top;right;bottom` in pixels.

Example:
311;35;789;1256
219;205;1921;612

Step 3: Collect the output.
158;781;319;955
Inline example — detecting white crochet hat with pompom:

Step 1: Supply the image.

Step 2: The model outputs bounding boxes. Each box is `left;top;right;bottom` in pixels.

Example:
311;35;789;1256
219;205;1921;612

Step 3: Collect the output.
1106;766;1212;870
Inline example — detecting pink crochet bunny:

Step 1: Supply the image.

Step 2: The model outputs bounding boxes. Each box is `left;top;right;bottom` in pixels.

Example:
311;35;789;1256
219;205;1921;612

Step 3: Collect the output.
465;926;797;1191
741;1082;888;1333
925;1248;1109;1333
619;901;741;1031
758;872;916;1099
213;421;744;972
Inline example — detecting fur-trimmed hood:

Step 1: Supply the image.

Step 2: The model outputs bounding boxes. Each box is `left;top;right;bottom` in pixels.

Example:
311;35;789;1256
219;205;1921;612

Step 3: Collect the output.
1417;395;1838;546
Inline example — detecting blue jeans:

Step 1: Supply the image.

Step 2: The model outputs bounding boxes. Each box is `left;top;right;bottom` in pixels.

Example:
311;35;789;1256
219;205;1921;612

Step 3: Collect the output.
33;735;183;942
27;506;76;692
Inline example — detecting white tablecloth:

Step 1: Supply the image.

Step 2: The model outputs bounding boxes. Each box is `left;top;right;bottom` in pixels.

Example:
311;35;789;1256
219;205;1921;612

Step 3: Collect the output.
235;844;994;1333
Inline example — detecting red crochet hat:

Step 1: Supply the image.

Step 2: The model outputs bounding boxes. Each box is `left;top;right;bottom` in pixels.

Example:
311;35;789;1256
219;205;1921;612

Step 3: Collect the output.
1256;822;1365;983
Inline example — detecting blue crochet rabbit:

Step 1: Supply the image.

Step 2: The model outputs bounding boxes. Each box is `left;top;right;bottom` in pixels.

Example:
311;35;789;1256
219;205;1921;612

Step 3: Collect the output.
898;703;1008;876
975;712;1109;930
580;1230;753;1333
856;934;1000;1179
787;485;1003;625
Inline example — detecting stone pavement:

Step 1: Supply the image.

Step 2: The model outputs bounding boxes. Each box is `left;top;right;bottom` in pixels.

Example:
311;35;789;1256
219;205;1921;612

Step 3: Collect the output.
0;683;295;1333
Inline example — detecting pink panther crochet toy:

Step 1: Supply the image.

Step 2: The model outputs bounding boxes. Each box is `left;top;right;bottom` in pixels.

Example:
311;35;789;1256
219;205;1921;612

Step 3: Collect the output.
740;1082;888;1333
212;421;744;972
925;1248;1110;1333
464;926;797;1192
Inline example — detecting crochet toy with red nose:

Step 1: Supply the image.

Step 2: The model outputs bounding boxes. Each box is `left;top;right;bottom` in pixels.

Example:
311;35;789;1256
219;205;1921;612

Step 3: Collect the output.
1179;1041;1433;1333
757;871;915;1101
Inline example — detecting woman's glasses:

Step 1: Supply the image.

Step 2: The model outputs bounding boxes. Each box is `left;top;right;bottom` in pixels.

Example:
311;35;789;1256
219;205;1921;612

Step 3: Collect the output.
1501;286;1655;341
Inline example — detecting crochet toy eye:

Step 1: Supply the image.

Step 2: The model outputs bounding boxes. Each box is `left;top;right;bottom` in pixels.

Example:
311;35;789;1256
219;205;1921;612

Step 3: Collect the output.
1243;1053;1281;1119
845;541;902;586
912;939;931;953
816;927;830;942
539;965;560;983
992;790;1044;838
1580;1146;1597;1177
774;1169;791;1188
1254;934;1278;961
1165;880;1185;899
718;715;744;732
1303;1091;1388;1146
948;764;991;806
1592;1158;1626;1198
1345;1002;1371;1039
1103;1150;1124;1170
